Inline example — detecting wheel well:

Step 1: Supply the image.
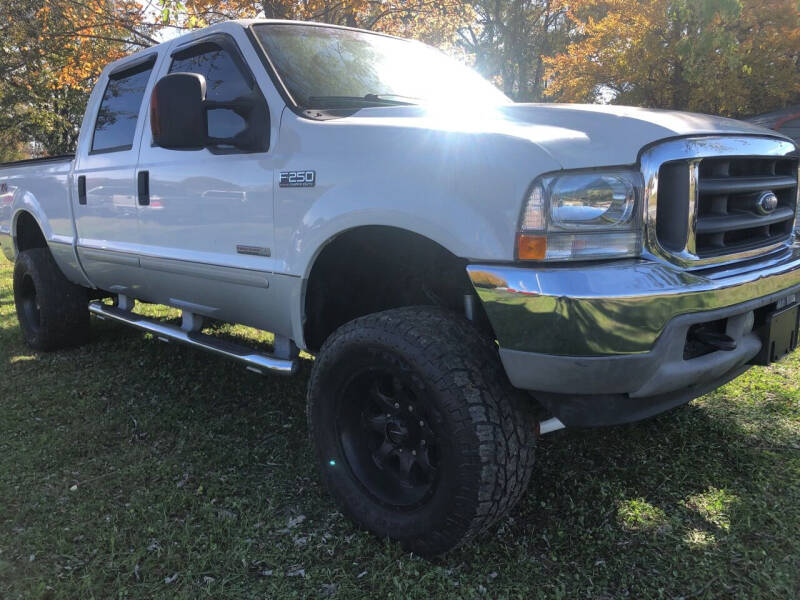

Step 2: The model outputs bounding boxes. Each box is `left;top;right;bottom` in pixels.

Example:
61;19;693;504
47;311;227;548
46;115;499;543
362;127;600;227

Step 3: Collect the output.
303;226;492;352
15;212;47;254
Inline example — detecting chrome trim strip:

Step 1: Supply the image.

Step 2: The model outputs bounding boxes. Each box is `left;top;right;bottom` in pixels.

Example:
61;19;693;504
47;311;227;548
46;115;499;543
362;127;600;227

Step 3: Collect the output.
139;255;270;288
89;302;297;375
641;136;798;270
79;247;140;267
236;244;271;257
49;236;73;246
76;245;273;287
685;159;699;256
79;240;274;274
468;244;800;355
796;162;800;232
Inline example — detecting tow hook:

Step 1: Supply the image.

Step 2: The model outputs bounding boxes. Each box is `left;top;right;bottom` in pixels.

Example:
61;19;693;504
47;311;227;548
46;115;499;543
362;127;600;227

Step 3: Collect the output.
690;327;737;352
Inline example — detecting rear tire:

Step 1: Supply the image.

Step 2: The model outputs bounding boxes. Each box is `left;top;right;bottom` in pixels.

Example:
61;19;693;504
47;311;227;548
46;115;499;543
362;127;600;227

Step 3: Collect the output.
307;307;536;556
13;248;89;351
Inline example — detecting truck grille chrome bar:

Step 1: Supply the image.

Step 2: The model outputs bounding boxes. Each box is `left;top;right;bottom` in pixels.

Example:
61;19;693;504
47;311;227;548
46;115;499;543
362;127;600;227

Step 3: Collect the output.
89;302;298;376
642;137;799;269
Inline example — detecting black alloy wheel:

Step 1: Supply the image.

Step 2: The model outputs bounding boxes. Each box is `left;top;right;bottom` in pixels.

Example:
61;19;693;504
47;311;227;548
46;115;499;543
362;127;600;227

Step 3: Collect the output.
337;369;439;509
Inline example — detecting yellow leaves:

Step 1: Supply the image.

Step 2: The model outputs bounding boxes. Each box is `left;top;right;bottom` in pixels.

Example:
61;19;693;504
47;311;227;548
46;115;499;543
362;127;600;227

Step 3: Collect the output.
545;0;800;117
28;0;152;88
171;0;473;46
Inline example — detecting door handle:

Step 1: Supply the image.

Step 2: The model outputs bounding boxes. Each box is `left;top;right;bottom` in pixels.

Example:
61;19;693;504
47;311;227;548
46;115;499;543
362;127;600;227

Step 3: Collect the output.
137;170;150;206
78;175;87;205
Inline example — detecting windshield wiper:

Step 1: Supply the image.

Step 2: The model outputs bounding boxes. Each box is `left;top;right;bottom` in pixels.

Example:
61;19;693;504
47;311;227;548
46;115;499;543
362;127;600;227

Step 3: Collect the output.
306;94;419;107
364;93;421;103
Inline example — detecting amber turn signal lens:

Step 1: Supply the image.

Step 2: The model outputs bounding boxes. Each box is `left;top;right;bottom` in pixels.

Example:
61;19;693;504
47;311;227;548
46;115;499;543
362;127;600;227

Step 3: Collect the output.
517;233;547;260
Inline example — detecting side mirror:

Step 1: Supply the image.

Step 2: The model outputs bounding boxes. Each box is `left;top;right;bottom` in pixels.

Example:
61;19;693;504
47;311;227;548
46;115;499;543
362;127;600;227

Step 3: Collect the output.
150;73;207;150
150;72;269;153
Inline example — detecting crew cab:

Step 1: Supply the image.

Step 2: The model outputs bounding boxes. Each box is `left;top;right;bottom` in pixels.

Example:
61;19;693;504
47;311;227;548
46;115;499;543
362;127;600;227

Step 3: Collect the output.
2;20;799;556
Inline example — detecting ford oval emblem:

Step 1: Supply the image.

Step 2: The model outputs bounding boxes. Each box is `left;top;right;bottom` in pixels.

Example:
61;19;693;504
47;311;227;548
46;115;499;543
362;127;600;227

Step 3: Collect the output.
756;191;779;215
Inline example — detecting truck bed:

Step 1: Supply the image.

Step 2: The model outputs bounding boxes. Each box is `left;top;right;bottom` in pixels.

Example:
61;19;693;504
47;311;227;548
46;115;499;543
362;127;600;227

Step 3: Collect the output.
0;154;76;265
0;154;74;168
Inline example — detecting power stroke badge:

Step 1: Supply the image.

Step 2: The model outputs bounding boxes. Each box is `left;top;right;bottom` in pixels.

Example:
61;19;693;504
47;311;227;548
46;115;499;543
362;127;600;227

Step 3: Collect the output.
280;170;316;188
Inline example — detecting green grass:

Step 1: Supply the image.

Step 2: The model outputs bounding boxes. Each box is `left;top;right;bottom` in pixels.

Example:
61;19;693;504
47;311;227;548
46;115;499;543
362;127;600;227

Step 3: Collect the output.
1;258;799;599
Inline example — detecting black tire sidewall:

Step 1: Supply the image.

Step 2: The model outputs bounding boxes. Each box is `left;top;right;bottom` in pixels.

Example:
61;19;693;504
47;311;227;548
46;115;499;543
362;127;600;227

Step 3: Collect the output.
306;307;532;555
311;340;475;544
14;250;47;348
13;248;88;351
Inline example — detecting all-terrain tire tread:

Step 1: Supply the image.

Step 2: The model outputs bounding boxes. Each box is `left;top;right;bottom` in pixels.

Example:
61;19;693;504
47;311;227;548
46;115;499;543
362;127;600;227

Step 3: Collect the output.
13;248;89;351
308;306;536;555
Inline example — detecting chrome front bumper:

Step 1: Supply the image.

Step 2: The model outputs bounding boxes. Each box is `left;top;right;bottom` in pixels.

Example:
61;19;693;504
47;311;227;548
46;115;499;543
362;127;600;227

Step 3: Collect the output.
468;245;800;404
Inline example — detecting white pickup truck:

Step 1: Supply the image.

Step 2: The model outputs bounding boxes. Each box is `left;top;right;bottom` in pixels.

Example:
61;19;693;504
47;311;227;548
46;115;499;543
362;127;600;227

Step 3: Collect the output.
2;20;800;556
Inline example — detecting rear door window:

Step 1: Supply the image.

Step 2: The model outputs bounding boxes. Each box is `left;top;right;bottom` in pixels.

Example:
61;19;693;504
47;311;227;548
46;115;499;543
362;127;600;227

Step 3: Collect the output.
91;59;155;153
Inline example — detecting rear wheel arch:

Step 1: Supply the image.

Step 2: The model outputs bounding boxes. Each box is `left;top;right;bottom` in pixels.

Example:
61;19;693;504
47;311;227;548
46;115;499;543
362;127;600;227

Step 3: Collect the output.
13;247;89;351
13;210;48;256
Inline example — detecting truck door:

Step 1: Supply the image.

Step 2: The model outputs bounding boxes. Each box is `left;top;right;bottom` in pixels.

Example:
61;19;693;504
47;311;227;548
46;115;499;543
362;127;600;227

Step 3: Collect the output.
72;54;158;294
135;32;278;330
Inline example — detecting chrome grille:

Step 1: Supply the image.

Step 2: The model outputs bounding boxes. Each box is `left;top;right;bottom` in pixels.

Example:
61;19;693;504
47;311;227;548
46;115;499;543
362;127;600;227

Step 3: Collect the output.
643;137;799;268
694;157;797;256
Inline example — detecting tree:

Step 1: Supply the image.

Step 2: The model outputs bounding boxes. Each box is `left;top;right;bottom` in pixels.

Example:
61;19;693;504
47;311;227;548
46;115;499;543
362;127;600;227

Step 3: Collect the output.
0;0;477;158
0;0;157;157
161;0;475;47
164;0;575;101
545;0;800;117
458;0;573;101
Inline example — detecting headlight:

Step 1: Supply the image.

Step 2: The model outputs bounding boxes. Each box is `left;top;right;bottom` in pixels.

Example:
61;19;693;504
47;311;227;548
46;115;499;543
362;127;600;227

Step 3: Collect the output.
518;169;643;261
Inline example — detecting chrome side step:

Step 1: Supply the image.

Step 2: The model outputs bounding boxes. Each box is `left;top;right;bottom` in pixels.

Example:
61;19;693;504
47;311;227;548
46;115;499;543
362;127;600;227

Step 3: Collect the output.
88;301;298;376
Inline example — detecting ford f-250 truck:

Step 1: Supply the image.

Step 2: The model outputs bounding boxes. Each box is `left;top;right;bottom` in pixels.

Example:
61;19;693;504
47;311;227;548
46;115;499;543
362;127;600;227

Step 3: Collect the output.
2;20;799;556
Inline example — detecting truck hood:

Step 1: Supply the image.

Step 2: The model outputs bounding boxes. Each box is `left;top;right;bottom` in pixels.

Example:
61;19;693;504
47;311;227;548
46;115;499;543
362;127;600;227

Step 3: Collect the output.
339;102;785;169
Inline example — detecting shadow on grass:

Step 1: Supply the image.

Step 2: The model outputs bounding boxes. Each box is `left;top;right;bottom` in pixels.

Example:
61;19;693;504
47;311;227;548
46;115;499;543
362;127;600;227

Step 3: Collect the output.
476;401;799;595
1;316;798;598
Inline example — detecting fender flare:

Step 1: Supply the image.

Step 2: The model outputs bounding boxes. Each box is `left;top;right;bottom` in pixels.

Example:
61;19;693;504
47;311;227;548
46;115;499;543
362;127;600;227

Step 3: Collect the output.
294;224;470;350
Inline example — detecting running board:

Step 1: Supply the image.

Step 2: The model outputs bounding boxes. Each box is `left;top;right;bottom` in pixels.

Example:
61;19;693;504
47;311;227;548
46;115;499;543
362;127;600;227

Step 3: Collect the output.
88;302;297;376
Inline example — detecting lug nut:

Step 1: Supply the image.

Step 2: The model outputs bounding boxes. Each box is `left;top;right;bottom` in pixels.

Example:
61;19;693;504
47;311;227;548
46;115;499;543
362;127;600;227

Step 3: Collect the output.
394;402;400;409
408;405;414;412
421;439;426;446
419;420;424;427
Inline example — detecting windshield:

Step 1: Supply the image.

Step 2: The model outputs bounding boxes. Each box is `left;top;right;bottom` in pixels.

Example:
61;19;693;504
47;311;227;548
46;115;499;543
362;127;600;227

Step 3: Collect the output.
252;23;510;109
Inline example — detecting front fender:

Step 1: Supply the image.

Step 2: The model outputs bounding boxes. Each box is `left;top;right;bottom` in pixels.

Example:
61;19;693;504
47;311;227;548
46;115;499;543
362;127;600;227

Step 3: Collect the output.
274;113;563;277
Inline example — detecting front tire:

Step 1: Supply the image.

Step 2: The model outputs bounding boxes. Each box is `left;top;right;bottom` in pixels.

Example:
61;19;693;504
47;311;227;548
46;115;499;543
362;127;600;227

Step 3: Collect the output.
307;307;536;556
13;248;89;351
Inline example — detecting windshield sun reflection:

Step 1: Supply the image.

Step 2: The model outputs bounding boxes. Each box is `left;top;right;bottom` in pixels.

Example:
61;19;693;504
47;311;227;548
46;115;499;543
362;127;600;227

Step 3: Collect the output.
253;23;510;110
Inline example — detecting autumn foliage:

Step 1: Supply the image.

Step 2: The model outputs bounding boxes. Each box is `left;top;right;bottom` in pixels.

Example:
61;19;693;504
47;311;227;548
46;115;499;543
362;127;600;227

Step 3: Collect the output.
0;0;158;154
1;0;799;157
545;0;800;117
161;0;475;47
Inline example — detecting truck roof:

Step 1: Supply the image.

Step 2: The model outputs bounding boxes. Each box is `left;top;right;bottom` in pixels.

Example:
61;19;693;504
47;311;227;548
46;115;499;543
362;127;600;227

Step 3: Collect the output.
103;19;407;75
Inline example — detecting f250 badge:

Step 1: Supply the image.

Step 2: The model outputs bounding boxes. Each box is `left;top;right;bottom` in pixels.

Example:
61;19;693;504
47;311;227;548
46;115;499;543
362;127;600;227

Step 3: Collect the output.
280;170;316;188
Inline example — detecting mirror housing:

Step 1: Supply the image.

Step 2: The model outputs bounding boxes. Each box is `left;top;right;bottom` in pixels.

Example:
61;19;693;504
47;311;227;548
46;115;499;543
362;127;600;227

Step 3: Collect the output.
150;72;269;153
150;73;207;150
